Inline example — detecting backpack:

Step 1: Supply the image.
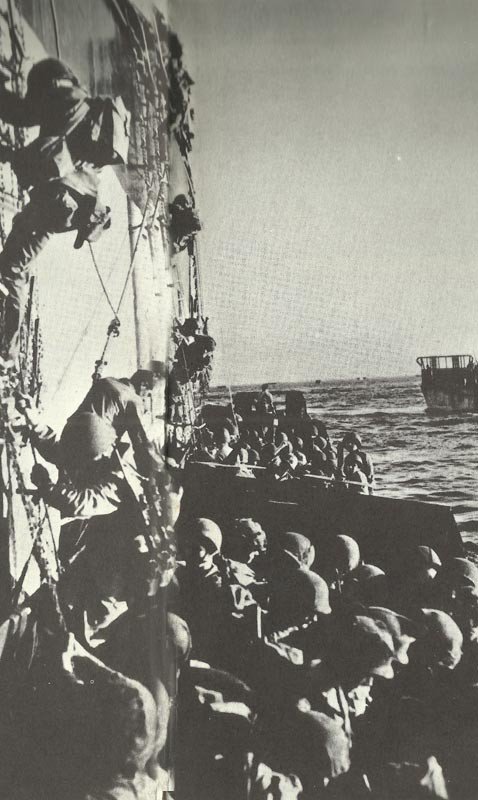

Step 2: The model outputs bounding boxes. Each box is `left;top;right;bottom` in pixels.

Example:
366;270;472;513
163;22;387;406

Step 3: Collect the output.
12;135;76;189
89;95;131;166
11;96;131;190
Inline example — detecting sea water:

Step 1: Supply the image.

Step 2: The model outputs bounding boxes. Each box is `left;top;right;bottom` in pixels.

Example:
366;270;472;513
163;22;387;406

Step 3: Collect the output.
208;375;478;547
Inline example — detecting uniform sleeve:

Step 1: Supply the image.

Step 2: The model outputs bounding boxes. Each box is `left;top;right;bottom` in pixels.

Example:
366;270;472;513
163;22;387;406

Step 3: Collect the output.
124;398;151;468
85;380;161;476
0;608;38;675
45;475;125;518
30;424;62;466
0;87;38;127
361;453;374;483
326;446;338;472
123;397;163;475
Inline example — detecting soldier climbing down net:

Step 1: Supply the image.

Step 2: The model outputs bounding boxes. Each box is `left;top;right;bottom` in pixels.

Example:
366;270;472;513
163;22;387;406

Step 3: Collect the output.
0;58;130;368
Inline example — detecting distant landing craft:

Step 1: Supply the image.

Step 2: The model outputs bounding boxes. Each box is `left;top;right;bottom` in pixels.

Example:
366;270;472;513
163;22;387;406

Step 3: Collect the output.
417;354;478;412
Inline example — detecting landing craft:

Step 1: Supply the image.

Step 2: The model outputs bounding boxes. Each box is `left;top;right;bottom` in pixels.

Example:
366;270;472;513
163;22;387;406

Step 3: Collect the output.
417;354;478;412
179;387;463;573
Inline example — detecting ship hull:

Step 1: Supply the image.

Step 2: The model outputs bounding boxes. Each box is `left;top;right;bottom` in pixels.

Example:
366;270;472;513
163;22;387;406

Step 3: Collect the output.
422;385;478;413
417;355;478;412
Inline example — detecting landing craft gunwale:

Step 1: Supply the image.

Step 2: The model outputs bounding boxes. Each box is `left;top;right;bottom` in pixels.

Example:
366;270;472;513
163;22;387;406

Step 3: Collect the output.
178;460;463;572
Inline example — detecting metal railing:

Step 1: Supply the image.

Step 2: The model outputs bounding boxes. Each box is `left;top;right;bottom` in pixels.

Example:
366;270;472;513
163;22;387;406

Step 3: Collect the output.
417;354;474;370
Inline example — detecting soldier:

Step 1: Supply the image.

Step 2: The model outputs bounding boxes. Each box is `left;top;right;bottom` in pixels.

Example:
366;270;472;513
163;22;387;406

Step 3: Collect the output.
338;432;375;493
0;58;129;367
16;406;149;643
176;518;257;665
72;365;166;476
257;384;276;415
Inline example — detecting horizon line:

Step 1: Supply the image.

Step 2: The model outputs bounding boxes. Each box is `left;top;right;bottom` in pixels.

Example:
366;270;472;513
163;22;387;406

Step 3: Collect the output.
209;372;420;390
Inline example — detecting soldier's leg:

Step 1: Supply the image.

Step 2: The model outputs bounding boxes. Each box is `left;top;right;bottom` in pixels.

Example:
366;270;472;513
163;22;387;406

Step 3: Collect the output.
0;201;51;360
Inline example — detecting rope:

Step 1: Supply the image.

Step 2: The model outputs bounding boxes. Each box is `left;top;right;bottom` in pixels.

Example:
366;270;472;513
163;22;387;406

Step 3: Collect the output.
172;263;186;318
194;237;204;320
88;243;119;321
91;188;163;383
5;432;60;580
11;508;48;606
51;225;130;399
92;317;120;383
117;200;149;312
49;0;62;59
6;0;25;64
120;187;163;316
175;338;201;446
91;198;151;383
28;438;61;571
52;190;158;393
0;3;58;595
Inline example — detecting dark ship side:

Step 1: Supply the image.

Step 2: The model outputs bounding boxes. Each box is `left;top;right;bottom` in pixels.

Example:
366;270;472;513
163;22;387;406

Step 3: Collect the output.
417;354;478;412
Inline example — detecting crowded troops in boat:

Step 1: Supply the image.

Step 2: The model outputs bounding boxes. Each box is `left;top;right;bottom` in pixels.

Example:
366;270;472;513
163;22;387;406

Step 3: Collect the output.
187;388;374;493
0;369;475;798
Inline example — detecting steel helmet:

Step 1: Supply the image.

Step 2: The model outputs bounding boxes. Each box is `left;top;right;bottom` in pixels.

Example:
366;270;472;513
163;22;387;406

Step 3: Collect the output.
326;614;396;679
280;532;314;567
419;608;464;669
342;432;362;449
26;58;79;97
60;412;116;467
189;517;222;554
367;606;419;639
269;567;331;626
352;563;385;580
333;535;361;574
442;557;478;590
365;607;419;664
415;546;442;570
129;369;154;393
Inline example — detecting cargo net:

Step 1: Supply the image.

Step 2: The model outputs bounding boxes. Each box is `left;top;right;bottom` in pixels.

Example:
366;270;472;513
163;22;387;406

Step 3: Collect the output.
108;2;209;461
0;2;43;401
0;1;50;591
167;313;215;465
108;0;169;215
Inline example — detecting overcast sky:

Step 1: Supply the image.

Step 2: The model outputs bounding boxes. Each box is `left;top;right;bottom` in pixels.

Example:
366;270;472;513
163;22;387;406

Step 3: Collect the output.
170;0;478;384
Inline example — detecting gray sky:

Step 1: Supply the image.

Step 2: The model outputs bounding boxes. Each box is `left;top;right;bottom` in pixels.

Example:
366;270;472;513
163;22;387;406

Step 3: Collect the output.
171;0;478;385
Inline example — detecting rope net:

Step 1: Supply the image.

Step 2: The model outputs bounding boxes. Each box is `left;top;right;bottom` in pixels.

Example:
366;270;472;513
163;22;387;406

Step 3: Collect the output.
0;0;51;592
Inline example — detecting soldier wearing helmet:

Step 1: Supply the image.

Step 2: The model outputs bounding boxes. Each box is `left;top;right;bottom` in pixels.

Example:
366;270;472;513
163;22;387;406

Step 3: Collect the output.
176;518;257;664
338;431;375;494
0;58;130;366
15;403;152;644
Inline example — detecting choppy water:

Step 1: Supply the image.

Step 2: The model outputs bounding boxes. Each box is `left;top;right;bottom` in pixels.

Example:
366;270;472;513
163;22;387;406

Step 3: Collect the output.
208;375;478;546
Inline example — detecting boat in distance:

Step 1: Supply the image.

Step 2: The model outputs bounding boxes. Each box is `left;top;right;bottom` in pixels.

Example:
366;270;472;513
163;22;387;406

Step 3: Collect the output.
417;354;478;412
